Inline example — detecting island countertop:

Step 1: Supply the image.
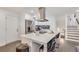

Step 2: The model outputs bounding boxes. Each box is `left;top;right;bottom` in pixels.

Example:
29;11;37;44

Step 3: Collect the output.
25;32;58;44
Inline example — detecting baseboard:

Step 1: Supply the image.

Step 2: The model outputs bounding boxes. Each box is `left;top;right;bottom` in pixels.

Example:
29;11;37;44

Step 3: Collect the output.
0;40;21;47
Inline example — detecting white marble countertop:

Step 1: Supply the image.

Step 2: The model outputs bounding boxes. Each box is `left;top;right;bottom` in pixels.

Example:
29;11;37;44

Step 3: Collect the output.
25;32;58;44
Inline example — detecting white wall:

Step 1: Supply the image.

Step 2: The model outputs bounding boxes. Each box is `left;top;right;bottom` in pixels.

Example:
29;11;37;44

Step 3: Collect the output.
47;17;56;32
19;13;25;34
0;9;20;46
56;15;65;32
46;9;57;32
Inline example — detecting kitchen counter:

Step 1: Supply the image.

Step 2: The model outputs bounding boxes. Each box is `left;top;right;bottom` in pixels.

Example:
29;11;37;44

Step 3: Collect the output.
25;32;57;44
24;32;59;52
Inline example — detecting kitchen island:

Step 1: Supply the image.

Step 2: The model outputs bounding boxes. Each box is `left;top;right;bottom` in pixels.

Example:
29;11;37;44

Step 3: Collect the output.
24;32;59;52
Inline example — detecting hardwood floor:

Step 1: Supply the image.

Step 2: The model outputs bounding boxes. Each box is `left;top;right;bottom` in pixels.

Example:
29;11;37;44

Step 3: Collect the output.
56;38;78;52
0;38;78;52
0;40;21;52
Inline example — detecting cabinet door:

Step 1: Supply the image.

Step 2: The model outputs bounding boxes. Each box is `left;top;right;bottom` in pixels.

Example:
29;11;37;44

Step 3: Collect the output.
0;12;6;46
6;15;19;43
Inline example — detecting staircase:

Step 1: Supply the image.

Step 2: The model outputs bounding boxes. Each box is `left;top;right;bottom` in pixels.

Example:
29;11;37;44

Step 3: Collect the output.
66;26;79;42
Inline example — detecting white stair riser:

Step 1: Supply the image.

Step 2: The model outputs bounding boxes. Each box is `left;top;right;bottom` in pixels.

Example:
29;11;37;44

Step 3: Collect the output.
67;33;79;35
67;31;79;32
67;35;79;36
67;29;78;30
67;37;79;40
67;26;79;42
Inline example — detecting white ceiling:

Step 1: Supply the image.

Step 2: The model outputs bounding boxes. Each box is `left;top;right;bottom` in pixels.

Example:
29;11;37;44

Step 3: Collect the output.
46;7;79;17
1;7;79;17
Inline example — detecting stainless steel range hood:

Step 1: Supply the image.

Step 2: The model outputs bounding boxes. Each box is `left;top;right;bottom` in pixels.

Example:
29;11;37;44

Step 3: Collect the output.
37;7;48;22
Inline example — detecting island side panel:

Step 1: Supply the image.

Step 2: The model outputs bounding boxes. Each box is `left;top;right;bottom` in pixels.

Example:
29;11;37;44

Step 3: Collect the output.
43;43;47;52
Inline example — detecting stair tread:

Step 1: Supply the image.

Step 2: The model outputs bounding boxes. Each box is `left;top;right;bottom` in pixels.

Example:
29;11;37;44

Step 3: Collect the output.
67;33;79;35
67;26;79;42
67;32;79;34
67;28;79;30
67;27;78;28
67;31;79;33
67;34;79;37
67;26;77;27
67;36;79;38
67;37;79;40
67;30;79;31
67;29;78;30
67;31;79;32
68;36;79;38
66;39;79;42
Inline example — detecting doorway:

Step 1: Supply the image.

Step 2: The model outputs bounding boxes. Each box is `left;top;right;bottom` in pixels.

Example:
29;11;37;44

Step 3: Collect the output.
6;15;19;44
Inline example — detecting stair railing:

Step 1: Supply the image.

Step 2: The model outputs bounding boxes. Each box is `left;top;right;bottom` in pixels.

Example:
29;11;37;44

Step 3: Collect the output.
74;14;79;30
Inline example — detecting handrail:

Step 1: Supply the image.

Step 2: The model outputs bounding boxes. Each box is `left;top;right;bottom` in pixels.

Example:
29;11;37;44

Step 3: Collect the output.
76;18;79;24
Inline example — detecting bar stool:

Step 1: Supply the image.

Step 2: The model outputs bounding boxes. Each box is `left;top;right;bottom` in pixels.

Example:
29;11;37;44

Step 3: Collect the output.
39;45;44;52
55;33;60;48
16;34;29;52
16;43;29;52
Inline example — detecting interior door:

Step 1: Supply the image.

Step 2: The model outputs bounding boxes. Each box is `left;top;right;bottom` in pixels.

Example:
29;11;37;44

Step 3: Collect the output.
6;15;18;43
